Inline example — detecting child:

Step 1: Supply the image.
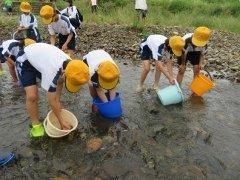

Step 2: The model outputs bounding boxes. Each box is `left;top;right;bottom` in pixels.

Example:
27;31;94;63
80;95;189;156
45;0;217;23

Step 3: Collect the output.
135;0;148;20
91;0;98;13
18;2;42;42
3;0;13;13
0;38;36;85
176;27;211;85
83;49;120;103
137;35;185;91
61;0;82;29
16;43;90;137
40;5;76;58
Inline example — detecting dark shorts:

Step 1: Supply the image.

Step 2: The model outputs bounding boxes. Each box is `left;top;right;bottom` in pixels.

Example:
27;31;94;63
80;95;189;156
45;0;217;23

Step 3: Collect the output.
58;34;76;51
177;52;201;66
26;28;42;42
140;45;153;60
17;60;41;88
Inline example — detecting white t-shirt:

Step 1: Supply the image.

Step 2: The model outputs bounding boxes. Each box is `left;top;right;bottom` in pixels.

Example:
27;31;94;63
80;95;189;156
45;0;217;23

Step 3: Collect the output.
135;0;147;10
48;15;76;36
19;13;38;28
83;49;114;77
1;40;21;61
18;43;70;91
61;6;78;19
91;0;97;6
141;35;168;60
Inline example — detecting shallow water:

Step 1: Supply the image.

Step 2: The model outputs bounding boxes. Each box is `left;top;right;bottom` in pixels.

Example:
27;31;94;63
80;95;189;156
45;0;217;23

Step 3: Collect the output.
0;60;240;179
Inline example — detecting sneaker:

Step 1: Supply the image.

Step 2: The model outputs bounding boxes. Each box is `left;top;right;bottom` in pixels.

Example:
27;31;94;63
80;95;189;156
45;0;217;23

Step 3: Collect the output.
30;123;45;138
136;84;145;92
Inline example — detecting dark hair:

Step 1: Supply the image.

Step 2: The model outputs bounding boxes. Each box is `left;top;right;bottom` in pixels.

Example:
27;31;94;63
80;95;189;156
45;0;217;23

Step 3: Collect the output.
165;39;173;54
63;59;71;70
68;0;73;6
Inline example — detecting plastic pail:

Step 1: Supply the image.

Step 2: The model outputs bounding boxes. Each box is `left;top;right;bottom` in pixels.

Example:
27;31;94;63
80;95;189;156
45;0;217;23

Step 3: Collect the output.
93;92;123;119
190;74;214;96
44;109;78;138
157;81;184;106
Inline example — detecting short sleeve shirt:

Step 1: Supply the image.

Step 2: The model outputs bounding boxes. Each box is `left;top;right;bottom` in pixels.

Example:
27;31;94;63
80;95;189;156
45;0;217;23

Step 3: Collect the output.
48;15;76;36
61;6;78;19
18;43;70;92
83;49;115;87
0;40;21;62
19;13;38;28
141;35;172;61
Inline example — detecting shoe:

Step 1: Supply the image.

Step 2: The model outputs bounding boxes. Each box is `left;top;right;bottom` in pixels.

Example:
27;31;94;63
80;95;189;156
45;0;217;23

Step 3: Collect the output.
30;123;45;138
0;153;15;167
136;84;145;92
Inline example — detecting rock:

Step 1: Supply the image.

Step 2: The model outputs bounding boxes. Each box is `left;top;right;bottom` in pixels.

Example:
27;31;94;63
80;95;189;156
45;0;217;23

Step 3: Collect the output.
86;138;103;153
102;136;116;145
102;159;130;178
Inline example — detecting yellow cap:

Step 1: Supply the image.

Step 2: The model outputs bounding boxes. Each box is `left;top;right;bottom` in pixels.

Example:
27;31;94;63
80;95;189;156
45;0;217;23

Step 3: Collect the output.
192;27;211;47
65;60;90;93
97;61;120;90
20;2;31;13
39;5;54;25
169;36;185;57
24;38;36;46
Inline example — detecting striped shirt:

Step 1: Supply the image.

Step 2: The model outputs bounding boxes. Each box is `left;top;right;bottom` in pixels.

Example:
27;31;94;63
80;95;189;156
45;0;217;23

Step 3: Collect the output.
48;15;76;36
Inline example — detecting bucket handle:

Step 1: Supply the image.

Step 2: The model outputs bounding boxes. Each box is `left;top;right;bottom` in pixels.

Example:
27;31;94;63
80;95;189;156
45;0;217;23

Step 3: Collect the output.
12;31;17;40
202;69;214;82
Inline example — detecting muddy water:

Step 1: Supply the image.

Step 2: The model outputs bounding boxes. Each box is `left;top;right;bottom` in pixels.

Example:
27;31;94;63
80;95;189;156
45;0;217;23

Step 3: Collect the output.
0;60;240;179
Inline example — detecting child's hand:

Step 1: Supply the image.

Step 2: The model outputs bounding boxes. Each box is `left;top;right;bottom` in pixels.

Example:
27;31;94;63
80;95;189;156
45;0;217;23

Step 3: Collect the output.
169;77;175;85
60;120;72;130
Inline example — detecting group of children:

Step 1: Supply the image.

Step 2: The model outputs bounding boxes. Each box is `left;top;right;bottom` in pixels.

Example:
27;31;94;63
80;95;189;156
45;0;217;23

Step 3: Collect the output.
138;27;211;91
0;1;211;138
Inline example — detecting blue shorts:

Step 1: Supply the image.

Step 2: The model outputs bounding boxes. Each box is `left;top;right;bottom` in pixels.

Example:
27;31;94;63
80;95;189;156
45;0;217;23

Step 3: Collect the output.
17;60;41;87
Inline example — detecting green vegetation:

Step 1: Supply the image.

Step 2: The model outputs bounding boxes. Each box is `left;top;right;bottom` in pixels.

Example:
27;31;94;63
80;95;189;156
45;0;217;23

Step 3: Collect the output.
54;0;240;33
0;0;240;34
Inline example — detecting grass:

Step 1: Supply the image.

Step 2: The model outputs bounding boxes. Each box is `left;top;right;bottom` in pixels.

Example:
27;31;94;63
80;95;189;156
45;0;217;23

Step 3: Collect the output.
0;0;240;34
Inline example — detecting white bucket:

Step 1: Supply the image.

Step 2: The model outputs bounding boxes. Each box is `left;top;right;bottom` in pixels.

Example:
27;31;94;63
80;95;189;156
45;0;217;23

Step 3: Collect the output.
43;109;78;138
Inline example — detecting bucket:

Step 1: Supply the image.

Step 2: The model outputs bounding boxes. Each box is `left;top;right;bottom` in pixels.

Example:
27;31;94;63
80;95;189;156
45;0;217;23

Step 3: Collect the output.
93;92;123;119
43;109;78;138
157;80;184;106
190;73;214;96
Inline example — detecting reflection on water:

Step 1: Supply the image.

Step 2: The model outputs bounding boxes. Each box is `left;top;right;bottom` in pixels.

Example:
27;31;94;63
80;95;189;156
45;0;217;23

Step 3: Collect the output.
0;61;240;179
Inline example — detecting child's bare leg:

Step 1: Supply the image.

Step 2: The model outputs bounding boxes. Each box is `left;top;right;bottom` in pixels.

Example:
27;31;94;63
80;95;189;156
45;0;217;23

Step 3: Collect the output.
89;85;98;99
177;64;186;86
139;60;150;86
153;66;161;89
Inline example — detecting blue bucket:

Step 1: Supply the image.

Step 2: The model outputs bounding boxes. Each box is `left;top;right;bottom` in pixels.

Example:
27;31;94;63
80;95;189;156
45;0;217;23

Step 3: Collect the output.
93;92;123;119
156;81;184;105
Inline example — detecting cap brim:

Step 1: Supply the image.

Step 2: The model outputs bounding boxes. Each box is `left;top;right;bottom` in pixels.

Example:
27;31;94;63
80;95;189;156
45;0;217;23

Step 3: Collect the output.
65;78;81;93
21;8;31;13
41;17;52;25
172;49;182;57
98;77;119;90
192;37;207;47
